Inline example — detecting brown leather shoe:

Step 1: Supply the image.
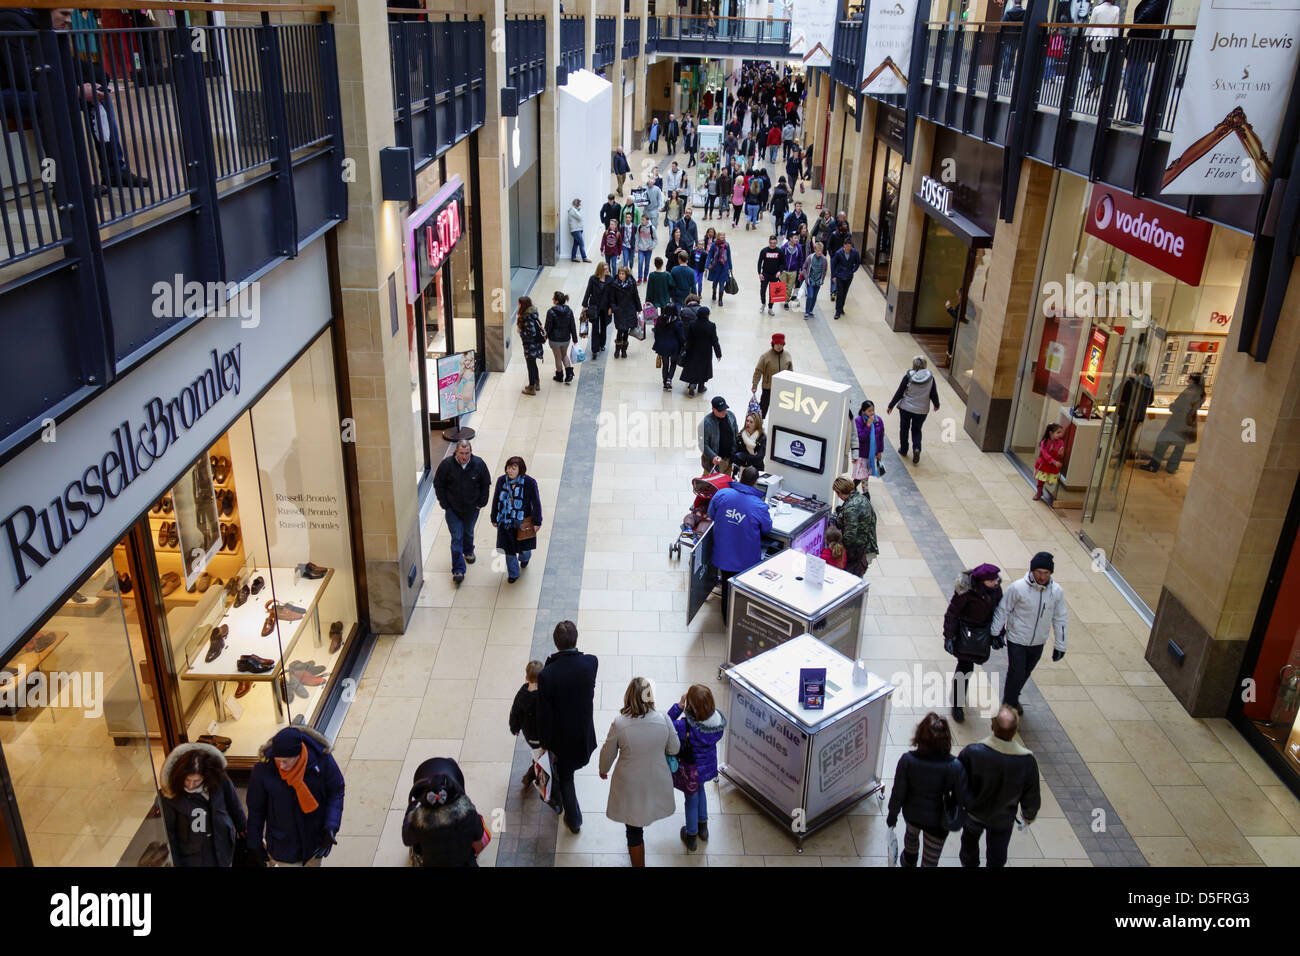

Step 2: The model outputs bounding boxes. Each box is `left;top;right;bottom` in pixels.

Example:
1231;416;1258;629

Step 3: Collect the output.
261;615;276;637
234;680;252;698
328;621;344;654
160;572;182;596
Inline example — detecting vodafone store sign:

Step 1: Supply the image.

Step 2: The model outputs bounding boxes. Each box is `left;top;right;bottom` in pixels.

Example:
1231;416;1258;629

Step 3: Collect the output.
1083;186;1212;286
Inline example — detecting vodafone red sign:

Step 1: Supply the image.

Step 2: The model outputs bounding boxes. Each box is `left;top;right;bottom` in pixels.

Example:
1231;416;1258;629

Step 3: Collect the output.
1083;186;1212;286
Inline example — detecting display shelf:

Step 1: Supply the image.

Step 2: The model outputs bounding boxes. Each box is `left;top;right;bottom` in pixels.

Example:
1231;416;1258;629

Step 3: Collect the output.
179;566;335;682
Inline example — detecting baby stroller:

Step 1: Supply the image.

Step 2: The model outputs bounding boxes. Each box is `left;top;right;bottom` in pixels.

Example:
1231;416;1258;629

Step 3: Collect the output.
669;468;731;560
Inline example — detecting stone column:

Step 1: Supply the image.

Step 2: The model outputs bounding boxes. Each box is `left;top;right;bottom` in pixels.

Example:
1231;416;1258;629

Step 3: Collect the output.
821;84;846;217
963;158;1053;450
538;0;562;266
884;115;934;332
1146;268;1300;715
478;0;513;372
843;96;875;250
332;0;423;633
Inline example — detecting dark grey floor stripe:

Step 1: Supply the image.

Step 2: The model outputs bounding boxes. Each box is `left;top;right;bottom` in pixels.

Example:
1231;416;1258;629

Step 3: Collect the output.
805;297;1147;867
496;353;606;868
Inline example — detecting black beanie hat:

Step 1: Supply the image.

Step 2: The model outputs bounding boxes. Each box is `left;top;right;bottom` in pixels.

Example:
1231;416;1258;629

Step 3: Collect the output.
270;728;304;758
1030;552;1055;573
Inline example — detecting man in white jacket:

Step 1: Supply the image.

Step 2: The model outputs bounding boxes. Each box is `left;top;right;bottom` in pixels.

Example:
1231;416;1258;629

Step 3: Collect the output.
991;552;1067;716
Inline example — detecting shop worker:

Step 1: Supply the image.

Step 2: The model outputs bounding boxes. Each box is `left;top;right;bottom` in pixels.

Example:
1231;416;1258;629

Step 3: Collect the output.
433;438;493;585
537;620;599;835
158;740;246;867
708;465;773;625
991;552;1068;717
751;333;793;417
957;706;1041;868
246;727;345;867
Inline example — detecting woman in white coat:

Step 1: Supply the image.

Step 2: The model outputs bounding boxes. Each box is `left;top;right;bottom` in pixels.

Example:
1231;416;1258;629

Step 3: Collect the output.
599;676;681;866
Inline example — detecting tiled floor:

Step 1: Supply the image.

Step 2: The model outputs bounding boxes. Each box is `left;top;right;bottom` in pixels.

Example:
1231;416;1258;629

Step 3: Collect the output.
326;145;1300;867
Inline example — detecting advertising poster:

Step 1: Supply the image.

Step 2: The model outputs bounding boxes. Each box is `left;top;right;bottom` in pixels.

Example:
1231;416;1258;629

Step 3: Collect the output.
1080;327;1108;397
1032;312;1085;402
860;0;920;95
789;0;836;66
1162;0;1300;196
436;350;478;419
789;514;827;558
173;455;223;590
728;686;808;816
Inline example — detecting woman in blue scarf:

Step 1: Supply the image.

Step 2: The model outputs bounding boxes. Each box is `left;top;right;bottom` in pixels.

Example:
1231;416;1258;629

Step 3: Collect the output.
490;456;543;582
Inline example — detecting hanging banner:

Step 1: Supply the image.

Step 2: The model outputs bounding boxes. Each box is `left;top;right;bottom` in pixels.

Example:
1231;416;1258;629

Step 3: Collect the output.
789;0;836;66
1162;0;1300;195
860;0;919;94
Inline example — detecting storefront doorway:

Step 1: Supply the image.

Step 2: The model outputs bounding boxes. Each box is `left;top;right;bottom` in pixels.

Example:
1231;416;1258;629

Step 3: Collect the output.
863;105;905;291
1007;171;1250;612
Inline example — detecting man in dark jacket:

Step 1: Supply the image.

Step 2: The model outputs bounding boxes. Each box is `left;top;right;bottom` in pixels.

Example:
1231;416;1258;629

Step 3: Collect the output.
957;706;1041;867
670;250;697;305
600;193;623;230
830;237;861;320
612;146;632;196
757;234;783;315
246;727;345;866
433;439;492;584
708;465;772;623
782;201;807;238
679;207;700;249
1121;0;1171;123
666;112;680;154
537;620;598;834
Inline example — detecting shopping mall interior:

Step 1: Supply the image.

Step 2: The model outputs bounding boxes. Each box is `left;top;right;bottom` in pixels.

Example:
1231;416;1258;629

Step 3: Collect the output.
2;0;1300;881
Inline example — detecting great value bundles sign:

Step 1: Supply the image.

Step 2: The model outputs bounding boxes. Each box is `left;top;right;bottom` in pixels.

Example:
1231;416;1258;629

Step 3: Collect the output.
1083;186;1213;286
1163;0;1300;195
727;686;808;816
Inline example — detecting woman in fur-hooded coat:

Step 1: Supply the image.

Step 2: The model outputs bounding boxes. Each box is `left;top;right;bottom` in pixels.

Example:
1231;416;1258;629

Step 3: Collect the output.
401;756;488;867
158;741;247;867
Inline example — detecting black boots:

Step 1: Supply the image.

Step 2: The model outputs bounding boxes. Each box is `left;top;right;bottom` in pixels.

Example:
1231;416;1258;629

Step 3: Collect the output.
564;366;574;384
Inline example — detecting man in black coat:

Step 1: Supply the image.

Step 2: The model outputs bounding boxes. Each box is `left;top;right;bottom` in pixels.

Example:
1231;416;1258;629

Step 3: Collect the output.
957;706;1041;868
537;620;598;834
599;193;623;230
666;113;680;154
612;147;632;196
433;439;492;585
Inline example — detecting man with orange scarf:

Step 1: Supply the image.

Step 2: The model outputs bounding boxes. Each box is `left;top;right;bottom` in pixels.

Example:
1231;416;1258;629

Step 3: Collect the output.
247;727;346;866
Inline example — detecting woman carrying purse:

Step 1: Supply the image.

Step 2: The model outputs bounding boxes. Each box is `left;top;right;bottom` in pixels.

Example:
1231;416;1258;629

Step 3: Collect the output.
490;455;543;583
886;713;969;867
942;563;1004;723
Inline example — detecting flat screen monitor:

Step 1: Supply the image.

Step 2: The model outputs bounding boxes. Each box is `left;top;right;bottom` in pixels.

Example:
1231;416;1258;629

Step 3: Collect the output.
770;426;826;474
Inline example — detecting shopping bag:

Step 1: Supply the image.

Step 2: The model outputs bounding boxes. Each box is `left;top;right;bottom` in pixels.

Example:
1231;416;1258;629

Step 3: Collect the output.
852;457;871;482
631;312;647;341
570;343;586;364
643;303;659;323
529;747;553;803
887;827;899;866
724;275;739;295
769;280;788;303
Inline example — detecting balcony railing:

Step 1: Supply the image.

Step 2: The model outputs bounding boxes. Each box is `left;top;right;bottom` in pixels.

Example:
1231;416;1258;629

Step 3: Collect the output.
622;17;640;59
831;18;864;93
505;15;546;103
0;9;344;460
560;15;584;80
594;15;615;71
650;15;791;52
389;14;486;170
646;16;658;54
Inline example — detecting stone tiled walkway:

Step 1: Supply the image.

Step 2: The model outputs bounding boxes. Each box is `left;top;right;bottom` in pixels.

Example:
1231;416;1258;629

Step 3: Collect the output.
326;145;1300;867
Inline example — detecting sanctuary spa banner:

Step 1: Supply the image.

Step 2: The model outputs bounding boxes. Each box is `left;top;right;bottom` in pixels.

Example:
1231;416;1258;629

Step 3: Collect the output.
1163;0;1300;195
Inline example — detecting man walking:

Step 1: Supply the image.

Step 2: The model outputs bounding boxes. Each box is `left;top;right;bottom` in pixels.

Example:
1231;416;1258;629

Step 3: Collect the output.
664;160;686;195
957;706;1041;867
708;466;772;624
432;439;492;585
751;333;792;417
698;395;738;476
666;112;680;154
537;620;598;834
757;234;783;315
612;146;632;196
992;552;1068;716
830;236;861;320
600;193;622;231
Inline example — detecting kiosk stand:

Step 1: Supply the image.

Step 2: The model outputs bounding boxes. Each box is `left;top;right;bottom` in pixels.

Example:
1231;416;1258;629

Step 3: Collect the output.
765;371;853;506
727;549;868;665
721;634;893;850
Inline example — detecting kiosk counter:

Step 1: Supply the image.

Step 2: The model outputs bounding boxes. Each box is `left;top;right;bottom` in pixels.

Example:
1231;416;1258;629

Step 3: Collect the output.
721;634;892;847
727;548;868;664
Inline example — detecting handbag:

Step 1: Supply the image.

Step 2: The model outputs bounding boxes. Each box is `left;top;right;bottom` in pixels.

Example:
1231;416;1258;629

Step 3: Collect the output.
942;782;965;832
724;275;739;295
516;517;537;541
231;831;265;868
669;714;700;793
950;622;993;664
656;354;663;368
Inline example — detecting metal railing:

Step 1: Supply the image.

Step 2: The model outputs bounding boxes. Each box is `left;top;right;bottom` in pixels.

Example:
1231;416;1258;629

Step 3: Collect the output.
921;22;1018;101
651;15;791;47
830;18;864;92
505;14;545;103
622;16;640;59
560;15;584;79
594;15;615;71
389;14;486;168
0;8;344;460
646;16;658;53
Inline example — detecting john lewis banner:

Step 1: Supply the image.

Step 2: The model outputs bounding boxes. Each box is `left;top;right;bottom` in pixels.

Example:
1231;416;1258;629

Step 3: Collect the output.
789;0;836;66
861;0;919;95
1162;0;1300;195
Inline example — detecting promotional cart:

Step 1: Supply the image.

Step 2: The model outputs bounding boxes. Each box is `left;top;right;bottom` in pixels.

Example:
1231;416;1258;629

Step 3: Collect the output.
721;634;892;849
727;548;868;665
